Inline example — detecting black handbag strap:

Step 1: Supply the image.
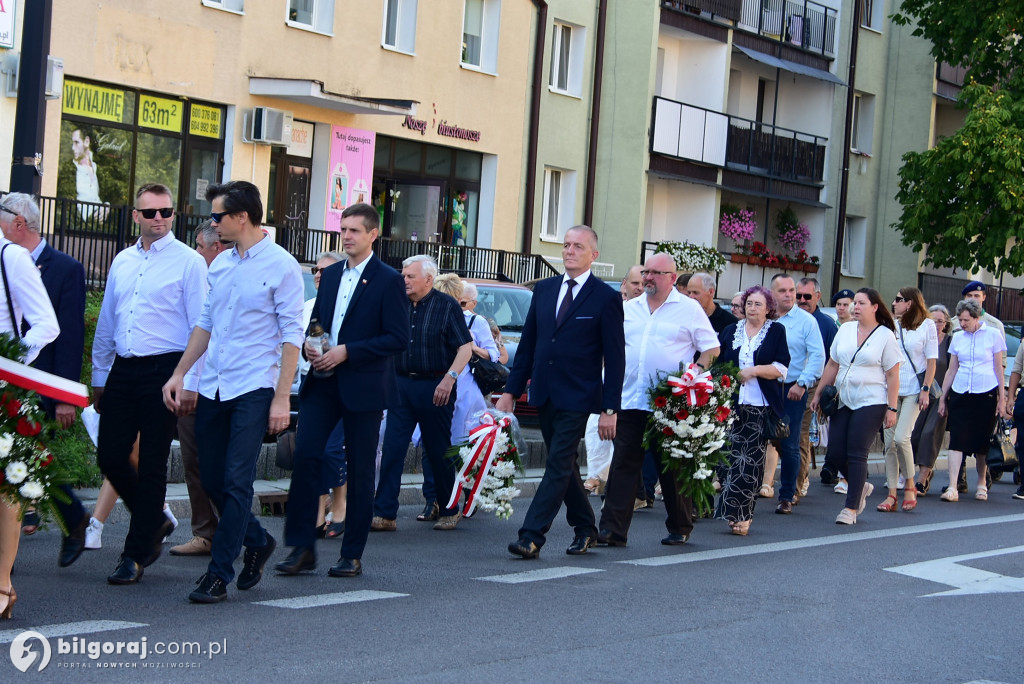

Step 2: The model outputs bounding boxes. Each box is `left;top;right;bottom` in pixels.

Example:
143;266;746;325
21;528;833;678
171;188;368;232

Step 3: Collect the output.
897;324;919;376
0;244;19;340
840;324;880;388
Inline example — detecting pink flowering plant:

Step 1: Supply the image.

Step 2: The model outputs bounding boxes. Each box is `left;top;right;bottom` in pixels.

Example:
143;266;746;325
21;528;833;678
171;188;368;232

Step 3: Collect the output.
719;205;758;247
775;206;810;253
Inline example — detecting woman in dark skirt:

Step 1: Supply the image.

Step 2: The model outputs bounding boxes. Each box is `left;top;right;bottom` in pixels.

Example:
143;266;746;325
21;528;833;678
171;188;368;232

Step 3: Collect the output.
938;299;1006;502
912;305;952;494
714;286;790;536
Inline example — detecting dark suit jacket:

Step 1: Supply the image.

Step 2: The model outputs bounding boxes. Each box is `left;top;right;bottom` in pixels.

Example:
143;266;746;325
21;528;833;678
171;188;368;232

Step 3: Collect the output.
32;243;86;390
506;273;625;414
717;321;790;419
300;255;408;412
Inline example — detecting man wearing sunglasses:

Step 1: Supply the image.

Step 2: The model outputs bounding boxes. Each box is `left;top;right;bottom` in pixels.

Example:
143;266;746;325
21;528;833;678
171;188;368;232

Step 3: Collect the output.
93;183;208;586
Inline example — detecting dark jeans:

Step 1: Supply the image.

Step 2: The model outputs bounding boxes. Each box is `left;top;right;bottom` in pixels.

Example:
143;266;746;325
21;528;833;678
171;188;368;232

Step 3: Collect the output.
177;413;219;540
519;402;597;547
96;353;180;563
374;376;457;519
285;376;382;560
824;404;887;510
774;384;807;502
196;389;274;583
40;399;85;534
600;409;693;540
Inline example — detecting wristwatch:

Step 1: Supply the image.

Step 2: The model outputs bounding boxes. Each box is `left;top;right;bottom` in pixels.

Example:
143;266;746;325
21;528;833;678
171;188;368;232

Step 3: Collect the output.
603;408;616;416
887;406;898;413
446;370;458;380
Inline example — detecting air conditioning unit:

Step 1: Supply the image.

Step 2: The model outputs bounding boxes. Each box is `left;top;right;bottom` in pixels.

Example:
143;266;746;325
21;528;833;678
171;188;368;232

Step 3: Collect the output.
249;106;293;145
2;54;64;100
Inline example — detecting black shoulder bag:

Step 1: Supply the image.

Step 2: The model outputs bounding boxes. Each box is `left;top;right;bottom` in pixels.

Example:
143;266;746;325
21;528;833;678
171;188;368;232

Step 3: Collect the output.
467;315;510;394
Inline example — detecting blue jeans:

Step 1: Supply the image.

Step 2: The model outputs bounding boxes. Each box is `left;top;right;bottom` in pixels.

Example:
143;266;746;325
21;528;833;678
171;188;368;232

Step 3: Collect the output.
777;385;808;502
197;389;274;584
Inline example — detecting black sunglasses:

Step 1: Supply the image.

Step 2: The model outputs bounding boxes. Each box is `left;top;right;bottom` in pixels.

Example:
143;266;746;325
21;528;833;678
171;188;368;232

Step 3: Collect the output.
311;266;323;275
210;210;229;223
893;296;907;303
137;207;173;219
796;293;815;300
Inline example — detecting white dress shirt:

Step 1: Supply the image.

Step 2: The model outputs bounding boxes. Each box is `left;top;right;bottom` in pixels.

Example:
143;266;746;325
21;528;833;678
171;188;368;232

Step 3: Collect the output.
329;256;370;342
830;322;902;409
948;322;1006;394
91;232;207;386
196;235;304;401
0;237;58;364
555;269;592;316
621;289;719;411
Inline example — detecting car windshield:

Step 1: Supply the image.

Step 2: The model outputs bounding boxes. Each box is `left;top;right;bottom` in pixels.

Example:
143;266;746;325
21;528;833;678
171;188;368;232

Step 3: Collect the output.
474;285;532;332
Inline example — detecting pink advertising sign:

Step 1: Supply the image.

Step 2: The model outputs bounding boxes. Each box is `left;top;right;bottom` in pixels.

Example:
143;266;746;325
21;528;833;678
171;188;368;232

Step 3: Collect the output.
325;125;376;232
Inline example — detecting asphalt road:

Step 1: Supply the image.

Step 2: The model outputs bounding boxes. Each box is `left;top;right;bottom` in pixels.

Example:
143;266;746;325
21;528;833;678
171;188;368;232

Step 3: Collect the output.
2;475;1023;683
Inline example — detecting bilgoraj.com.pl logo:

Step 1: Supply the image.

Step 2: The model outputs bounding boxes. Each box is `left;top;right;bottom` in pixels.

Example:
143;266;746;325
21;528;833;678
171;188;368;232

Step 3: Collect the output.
8;631;227;671
9;631;51;672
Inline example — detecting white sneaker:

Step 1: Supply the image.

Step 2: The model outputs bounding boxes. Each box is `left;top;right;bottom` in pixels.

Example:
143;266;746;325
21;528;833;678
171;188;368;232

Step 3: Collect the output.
834;480;848;495
84;517;103;550
163;506;178;542
798;480;809;497
897;475;906;490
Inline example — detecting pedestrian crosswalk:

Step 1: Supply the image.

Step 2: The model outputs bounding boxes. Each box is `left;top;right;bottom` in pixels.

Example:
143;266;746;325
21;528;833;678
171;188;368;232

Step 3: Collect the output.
475;566;604;584
253;590;408;609
0;620;147;644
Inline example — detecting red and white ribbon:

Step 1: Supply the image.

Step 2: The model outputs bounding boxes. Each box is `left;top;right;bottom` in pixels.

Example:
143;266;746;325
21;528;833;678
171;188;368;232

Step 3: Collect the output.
447;412;511;516
0;357;89;407
667;368;714;407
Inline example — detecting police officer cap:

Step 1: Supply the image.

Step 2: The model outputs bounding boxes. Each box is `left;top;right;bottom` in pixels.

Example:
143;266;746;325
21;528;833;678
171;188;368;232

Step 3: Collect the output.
961;280;986;296
831;289;855;305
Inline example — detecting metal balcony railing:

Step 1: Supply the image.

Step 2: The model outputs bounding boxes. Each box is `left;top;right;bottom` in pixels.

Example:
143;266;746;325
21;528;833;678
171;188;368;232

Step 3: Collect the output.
738;0;837;57
651;96;827;183
661;0;743;23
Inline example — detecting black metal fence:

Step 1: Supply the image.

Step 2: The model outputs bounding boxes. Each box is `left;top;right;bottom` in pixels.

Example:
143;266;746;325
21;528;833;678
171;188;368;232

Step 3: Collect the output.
919;272;1024;322
738;0;837;57
661;0;743;23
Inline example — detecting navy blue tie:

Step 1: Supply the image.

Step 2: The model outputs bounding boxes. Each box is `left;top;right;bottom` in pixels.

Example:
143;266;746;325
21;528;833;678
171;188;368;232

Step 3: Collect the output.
556;279;576;326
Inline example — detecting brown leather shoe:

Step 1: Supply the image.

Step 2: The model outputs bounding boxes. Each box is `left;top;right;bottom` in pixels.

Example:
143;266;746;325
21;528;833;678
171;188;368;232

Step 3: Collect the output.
169;536;212;556
433;514;460;531
775;500;794;514
370;516;397;532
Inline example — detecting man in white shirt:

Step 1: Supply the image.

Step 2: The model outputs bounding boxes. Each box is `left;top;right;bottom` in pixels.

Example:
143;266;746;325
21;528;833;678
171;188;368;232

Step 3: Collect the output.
0;204;59;364
164;181;304;603
92;183;207;587
597;252;720;546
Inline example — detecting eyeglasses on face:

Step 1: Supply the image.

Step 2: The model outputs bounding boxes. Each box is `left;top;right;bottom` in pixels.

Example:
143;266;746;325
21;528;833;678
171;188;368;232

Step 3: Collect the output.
640;269;674;277
311;266;322;275
893;296;907;303
137;207;173;219
210;210;229;223
730;301;742;308
795;293;815;301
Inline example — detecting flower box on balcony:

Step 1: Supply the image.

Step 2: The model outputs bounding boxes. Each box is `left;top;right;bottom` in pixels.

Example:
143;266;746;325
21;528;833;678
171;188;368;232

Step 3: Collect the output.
730;253;750;264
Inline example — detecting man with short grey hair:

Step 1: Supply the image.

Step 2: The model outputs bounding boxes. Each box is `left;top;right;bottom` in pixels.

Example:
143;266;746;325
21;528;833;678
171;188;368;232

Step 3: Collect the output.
686;273;737;333
194;219;233;265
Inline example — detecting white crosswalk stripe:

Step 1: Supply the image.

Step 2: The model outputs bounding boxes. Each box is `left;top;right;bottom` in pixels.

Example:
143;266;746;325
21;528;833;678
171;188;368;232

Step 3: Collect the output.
0;620;147;644
253;590;408;609
475;566;604;584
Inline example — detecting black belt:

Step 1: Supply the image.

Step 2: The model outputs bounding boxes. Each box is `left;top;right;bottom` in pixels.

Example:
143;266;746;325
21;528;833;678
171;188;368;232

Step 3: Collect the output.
114;351;182;365
400;371;446;379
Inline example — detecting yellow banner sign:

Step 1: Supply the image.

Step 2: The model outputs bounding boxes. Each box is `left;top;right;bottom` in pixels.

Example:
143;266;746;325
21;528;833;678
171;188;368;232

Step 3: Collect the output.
138;94;183;133
189;104;222;139
62;80;129;123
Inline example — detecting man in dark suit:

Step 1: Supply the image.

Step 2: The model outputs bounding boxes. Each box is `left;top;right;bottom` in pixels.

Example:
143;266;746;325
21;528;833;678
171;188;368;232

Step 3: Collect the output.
496;225;625;558
276;203;408;578
0;193;88;566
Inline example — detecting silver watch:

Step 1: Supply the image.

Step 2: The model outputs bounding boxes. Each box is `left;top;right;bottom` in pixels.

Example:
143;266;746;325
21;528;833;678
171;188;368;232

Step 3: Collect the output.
446;370;458;380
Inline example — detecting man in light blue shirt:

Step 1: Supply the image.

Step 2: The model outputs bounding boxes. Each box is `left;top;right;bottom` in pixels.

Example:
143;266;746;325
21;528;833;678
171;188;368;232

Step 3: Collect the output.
770;274;824;513
164;181;304;603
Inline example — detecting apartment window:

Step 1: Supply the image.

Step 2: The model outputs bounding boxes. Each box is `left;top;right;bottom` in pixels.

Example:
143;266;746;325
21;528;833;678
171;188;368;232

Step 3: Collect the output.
383;0;417;53
462;0;501;73
202;0;244;12
540;167;576;241
549;21;586;96
287;0;335;34
842;216;867;277
851;93;875;155
860;0;882;30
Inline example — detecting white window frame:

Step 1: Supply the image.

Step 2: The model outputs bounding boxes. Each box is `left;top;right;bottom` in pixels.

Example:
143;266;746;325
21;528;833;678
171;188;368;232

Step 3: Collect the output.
382;0;417;55
202;0;245;13
549;20;586;97
851;92;875;155
860;0;883;31
842;216;867;277
286;0;335;36
461;0;501;75
540;167;577;242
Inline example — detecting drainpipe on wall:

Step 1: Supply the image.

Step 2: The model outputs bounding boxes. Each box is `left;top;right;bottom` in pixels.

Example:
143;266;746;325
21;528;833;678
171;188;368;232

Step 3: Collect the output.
582;0;608;227
522;0;548;254
831;0;862;298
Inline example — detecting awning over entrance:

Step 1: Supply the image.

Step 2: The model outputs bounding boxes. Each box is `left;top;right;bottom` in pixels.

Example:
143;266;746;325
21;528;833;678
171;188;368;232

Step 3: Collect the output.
248;78;418;116
734;46;846;86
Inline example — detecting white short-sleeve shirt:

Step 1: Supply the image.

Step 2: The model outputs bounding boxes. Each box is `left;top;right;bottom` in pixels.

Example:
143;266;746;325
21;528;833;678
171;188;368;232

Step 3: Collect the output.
830;322;902;410
948;323;1006;394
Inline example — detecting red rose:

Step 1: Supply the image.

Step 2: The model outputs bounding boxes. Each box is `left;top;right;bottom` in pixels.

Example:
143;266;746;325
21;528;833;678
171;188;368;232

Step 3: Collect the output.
5;399;20;417
16;417;40;437
654;396;668;408
40;453;53;468
675;410;689;421
721;376;731;388
716;406;731;422
662;426;674;436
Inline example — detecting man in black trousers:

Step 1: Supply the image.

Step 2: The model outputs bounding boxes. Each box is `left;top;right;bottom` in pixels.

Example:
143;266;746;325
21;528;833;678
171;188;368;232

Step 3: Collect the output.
496;225;625;558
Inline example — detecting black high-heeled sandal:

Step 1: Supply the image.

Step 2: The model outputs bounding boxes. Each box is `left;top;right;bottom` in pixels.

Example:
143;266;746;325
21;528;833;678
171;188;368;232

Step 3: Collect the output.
0;585;17;619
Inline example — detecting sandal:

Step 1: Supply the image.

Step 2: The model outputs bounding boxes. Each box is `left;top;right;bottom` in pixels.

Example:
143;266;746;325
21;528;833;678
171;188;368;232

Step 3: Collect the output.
21;510;39;536
975;486;988;501
758;484;774;499
731;520;750;536
324;521;346;538
876;494;898;512
416;501;439;522
902;490;917;512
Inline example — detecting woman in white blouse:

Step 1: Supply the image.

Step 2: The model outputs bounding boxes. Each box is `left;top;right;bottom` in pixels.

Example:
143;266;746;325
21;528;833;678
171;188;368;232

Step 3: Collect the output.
811;289;901;524
937;299;1006;502
879;287;937;512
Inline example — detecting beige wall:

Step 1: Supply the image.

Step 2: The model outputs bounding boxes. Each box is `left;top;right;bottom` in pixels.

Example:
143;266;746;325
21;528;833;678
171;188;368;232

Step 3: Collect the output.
34;0;531;249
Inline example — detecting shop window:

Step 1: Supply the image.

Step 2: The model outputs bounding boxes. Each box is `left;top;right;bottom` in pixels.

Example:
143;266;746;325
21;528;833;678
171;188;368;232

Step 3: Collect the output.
461;0;501;74
383;0;417;54
136;133;182;199
287;0;335;35
202;0;245;13
454;149;482;181
451;189;478;246
549;21;586;96
394;139;422;173
425;146;452;177
842;216;867;277
540;166;576;241
851;93;875;155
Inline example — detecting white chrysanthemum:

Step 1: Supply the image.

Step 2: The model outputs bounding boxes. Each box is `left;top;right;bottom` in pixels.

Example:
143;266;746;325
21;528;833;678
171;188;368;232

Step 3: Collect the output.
0;433;13;458
5;461;27;484
19;480;43;499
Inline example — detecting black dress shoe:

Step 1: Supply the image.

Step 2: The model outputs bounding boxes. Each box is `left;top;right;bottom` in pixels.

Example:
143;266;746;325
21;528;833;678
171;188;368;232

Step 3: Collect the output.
595;529;627;547
274;547;316;575
327;557;362;577
107;556;144;585
566;535;595;555
507;539;540;559
237;533;276;590
661;533;689;546
775;500;794;514
59;518;89;568
143;519;176;568
189;572;228;603
820;466;837;485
